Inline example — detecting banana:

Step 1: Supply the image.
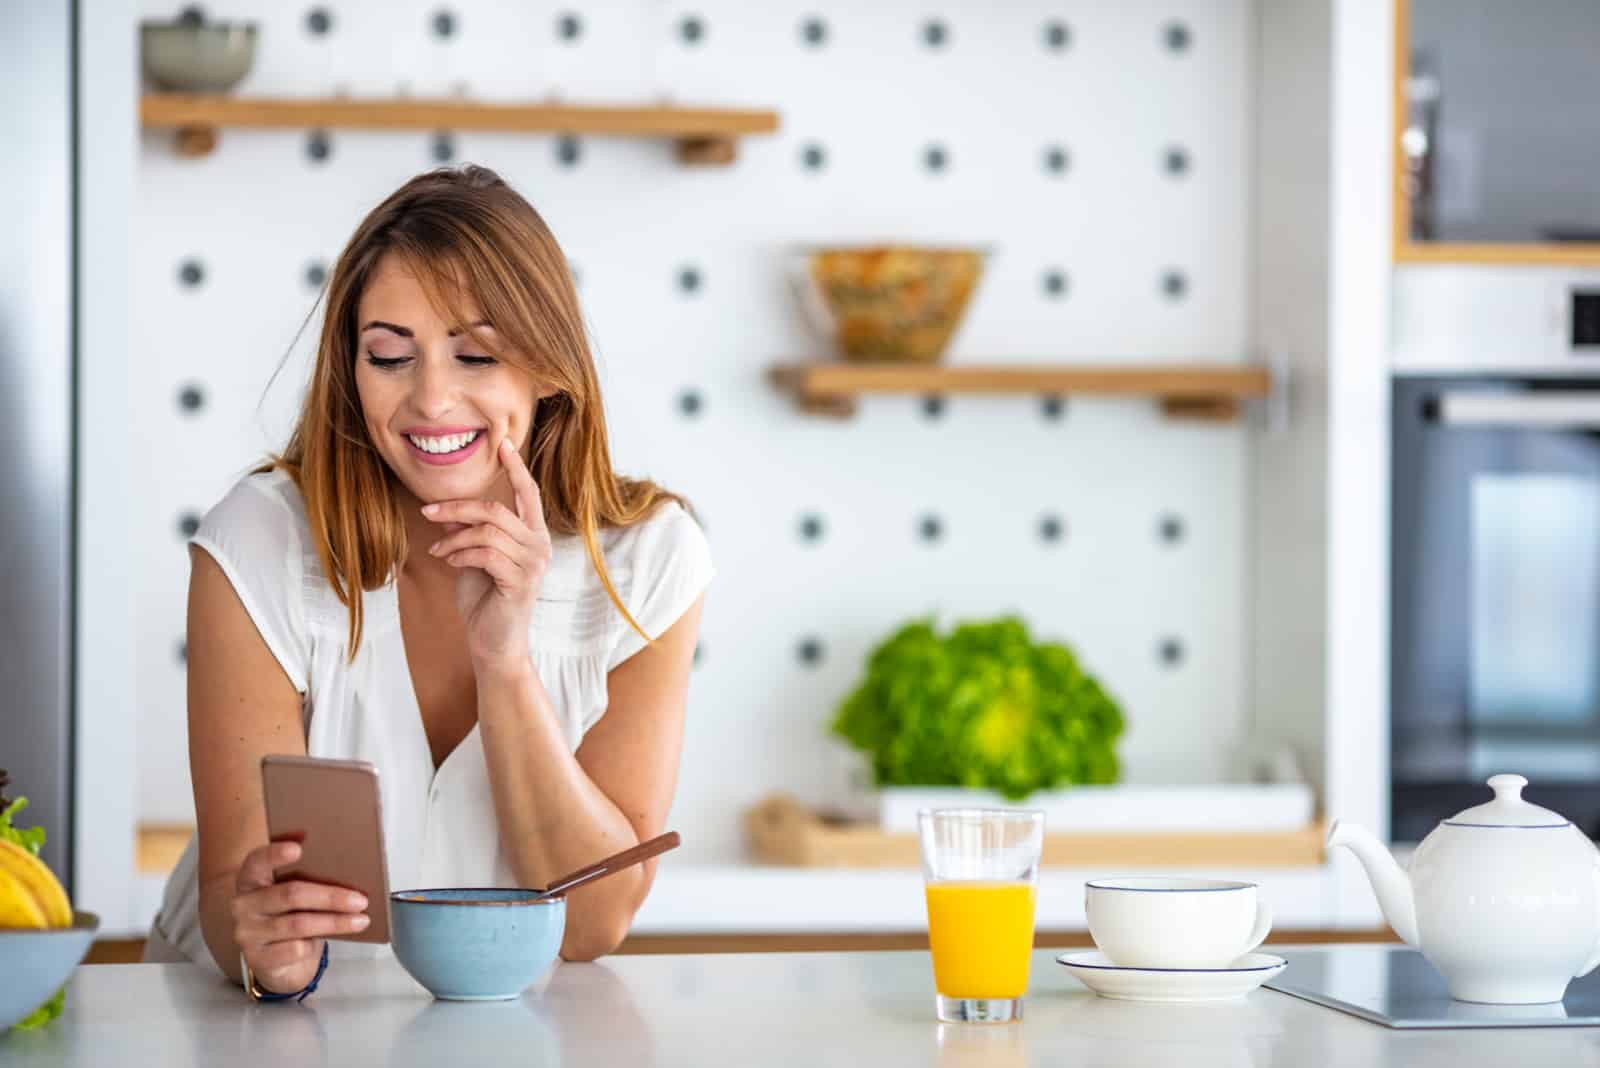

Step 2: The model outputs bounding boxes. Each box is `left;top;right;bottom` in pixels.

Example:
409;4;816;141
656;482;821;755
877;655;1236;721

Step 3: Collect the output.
0;864;47;929
0;840;71;928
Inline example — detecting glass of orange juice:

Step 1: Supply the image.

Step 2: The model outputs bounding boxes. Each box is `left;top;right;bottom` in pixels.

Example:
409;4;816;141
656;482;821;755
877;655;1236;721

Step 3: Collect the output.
919;808;1045;1023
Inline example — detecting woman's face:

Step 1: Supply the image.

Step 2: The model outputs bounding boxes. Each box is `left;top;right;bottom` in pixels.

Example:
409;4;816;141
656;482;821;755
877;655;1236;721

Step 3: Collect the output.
354;253;549;504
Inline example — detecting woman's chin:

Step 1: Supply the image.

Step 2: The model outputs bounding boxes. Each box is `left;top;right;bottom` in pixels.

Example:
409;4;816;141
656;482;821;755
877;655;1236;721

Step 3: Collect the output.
396;466;492;504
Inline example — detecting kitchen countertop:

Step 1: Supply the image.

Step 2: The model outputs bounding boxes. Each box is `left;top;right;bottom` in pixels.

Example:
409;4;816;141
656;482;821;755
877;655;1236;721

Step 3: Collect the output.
5;947;1594;1066
3;946;1587;1061
127;863;1384;939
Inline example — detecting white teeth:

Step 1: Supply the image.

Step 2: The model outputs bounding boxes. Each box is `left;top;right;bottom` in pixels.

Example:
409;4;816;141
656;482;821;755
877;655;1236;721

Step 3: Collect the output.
406;430;480;455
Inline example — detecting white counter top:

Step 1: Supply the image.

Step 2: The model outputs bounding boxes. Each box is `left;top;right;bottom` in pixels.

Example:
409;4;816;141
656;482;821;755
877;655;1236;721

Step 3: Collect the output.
5;947;1592;1066
128;862;1385;939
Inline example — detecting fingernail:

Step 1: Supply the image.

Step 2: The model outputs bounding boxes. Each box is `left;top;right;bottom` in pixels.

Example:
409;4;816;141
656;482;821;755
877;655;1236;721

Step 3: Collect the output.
427;541;440;555
353;914;371;929
348;893;368;910
421;503;439;516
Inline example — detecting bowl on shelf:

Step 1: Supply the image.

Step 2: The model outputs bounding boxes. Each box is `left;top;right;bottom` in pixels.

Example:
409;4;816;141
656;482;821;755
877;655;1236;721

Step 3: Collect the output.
1;911;99;1032
140;15;257;94
389;889;565;1001
790;245;989;364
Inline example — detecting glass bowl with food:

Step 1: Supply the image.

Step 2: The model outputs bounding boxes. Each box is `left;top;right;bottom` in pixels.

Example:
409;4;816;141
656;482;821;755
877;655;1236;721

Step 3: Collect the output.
790;245;990;364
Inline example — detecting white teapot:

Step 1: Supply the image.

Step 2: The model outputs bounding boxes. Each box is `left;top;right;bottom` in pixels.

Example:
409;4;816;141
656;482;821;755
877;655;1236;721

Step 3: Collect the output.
1328;774;1600;1004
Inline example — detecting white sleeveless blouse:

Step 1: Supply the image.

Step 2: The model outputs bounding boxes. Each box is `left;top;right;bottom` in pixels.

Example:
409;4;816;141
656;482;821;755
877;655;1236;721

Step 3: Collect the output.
149;468;713;970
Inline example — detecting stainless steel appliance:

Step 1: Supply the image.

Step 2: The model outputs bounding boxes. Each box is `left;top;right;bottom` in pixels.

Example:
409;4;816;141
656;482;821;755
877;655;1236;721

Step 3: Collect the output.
1391;368;1600;841
0;2;77;886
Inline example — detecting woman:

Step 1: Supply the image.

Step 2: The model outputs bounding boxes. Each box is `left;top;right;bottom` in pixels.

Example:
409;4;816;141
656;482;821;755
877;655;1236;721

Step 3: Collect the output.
146;165;712;997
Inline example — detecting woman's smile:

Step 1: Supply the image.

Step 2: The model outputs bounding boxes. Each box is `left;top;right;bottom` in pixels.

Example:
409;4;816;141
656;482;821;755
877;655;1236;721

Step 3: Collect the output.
403;425;487;466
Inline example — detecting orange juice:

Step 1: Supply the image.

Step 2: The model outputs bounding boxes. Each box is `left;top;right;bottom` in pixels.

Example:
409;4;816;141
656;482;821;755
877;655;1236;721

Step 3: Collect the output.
924;880;1037;998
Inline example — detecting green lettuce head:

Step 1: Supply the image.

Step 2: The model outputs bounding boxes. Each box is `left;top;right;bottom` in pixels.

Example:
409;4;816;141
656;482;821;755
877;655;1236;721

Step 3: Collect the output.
830;616;1124;800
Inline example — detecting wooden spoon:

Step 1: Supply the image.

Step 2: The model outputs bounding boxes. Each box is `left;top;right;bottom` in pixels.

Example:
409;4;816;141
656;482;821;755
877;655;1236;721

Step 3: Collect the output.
533;831;681;900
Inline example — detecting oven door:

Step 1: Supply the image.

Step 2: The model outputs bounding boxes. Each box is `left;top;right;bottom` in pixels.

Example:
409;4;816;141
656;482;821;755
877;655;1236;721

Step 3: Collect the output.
1392;376;1600;840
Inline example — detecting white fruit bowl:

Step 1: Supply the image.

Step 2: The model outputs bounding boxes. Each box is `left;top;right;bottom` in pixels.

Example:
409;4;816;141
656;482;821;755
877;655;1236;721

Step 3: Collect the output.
1;911;98;1032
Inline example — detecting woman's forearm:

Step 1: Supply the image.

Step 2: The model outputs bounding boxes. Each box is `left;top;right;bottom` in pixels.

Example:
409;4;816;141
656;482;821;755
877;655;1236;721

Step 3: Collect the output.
199;872;250;984
474;655;650;960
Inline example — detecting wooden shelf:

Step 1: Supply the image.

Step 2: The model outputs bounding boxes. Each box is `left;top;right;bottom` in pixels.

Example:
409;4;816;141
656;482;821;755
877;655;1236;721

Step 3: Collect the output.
140;94;780;164
768;362;1271;422
1394;242;1600;268
137;823;192;874
745;796;1324;868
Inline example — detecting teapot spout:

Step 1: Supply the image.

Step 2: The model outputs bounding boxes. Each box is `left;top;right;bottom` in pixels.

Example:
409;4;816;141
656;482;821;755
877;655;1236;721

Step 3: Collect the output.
1327;819;1419;947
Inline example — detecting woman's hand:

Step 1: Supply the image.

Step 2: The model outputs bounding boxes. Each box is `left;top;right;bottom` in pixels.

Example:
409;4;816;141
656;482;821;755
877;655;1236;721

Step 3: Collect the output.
421;437;553;669
232;840;369;994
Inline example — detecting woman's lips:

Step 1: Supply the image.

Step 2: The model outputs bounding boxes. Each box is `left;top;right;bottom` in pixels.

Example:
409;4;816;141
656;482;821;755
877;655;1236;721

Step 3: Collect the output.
405;429;486;466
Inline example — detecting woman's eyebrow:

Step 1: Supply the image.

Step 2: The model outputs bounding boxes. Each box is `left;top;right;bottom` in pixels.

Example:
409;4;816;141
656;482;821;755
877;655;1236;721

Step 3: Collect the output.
358;319;491;337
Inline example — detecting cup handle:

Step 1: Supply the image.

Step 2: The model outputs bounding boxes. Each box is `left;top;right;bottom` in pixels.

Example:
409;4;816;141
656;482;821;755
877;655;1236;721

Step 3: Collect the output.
1242;898;1274;956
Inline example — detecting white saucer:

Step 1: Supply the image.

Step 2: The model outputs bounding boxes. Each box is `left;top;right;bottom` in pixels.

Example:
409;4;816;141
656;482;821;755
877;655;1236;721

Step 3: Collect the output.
1057;951;1287;1003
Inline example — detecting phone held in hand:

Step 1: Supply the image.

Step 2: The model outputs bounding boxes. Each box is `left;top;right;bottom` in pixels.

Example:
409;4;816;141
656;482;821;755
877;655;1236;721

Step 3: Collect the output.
260;754;392;943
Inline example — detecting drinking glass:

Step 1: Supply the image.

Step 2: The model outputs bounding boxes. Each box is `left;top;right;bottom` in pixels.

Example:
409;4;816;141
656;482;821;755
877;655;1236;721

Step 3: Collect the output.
918;808;1045;1023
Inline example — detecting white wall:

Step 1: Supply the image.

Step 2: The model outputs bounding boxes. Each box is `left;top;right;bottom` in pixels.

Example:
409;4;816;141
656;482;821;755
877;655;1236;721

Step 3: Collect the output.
76;0;139;933
130;0;1261;864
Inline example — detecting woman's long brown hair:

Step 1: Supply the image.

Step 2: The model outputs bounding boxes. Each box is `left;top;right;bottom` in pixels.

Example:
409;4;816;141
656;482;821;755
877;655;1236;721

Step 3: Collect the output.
261;165;689;659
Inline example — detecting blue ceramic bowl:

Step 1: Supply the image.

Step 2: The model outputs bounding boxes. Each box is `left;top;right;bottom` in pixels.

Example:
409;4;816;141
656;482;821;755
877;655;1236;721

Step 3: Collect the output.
1;911;99;1032
389;890;564;1001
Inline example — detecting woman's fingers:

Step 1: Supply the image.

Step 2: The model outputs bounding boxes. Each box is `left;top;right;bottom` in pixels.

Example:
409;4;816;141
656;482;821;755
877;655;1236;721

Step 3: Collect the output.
423;499;531;546
247;909;370;945
498;438;546;532
442;546;525;591
235;840;302;894
248;879;368;918
429;521;526;566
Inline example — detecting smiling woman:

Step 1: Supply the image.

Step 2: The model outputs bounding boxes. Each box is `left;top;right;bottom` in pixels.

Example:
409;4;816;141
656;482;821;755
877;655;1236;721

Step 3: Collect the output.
143;166;713;996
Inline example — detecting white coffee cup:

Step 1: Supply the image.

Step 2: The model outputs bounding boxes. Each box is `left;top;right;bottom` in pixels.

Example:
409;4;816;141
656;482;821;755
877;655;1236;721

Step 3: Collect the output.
1084;877;1273;969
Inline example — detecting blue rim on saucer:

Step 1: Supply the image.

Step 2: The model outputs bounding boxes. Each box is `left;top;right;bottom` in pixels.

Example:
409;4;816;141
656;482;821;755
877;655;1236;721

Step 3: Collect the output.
1057;951;1287;974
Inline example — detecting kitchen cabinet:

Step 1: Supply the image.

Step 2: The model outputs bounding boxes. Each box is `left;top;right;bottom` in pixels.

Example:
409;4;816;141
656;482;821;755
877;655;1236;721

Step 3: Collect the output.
1396;0;1600;265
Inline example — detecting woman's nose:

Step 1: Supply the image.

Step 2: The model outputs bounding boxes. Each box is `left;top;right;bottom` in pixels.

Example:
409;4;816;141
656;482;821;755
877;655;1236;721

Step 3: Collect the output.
410;355;458;418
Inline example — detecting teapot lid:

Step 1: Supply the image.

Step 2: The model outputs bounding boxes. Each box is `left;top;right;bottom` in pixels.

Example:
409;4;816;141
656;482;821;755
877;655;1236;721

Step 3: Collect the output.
1444;775;1570;828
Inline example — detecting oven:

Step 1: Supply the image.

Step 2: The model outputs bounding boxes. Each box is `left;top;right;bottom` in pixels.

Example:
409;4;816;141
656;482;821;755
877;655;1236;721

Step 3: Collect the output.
1391;375;1600;840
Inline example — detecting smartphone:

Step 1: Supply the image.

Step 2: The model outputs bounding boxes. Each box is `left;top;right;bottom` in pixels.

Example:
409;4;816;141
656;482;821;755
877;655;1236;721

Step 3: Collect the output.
260;754;391;943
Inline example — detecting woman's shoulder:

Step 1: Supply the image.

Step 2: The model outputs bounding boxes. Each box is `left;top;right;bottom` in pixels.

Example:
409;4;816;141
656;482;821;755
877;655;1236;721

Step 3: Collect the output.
188;467;317;690
596;498;709;574
195;467;309;553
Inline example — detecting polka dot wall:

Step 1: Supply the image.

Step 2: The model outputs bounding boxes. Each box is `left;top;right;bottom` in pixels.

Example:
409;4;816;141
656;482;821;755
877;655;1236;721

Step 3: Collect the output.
134;0;1252;861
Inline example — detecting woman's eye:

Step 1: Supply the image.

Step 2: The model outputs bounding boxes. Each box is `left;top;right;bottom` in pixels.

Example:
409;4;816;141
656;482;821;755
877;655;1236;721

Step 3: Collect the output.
458;355;497;367
366;353;411;369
